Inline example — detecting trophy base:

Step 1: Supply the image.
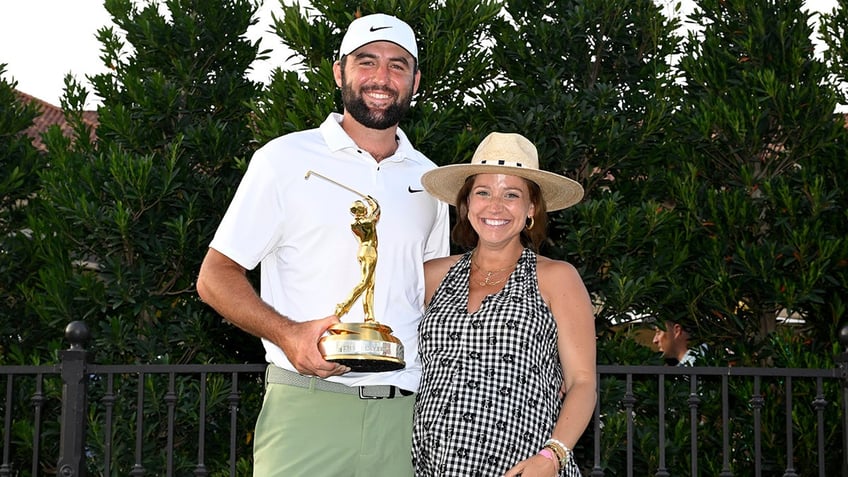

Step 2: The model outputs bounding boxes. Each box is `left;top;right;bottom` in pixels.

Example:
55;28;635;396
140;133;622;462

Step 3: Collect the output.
328;357;404;372
319;322;405;373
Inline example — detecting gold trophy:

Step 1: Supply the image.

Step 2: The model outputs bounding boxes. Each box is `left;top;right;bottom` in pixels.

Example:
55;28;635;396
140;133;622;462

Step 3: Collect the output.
305;171;405;372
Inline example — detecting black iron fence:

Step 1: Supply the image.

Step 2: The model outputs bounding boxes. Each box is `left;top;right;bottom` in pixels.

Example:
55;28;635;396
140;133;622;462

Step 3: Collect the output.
2;321;846;476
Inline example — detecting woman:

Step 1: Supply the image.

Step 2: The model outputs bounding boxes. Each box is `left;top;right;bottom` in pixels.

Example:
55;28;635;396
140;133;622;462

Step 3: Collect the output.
413;132;596;477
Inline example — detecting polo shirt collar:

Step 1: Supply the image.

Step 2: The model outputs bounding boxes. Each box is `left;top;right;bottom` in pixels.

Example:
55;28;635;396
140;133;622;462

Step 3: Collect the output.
320;113;420;164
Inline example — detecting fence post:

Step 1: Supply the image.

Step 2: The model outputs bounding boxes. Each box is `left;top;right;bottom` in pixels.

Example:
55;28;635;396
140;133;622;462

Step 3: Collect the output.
57;321;90;477
838;324;848;477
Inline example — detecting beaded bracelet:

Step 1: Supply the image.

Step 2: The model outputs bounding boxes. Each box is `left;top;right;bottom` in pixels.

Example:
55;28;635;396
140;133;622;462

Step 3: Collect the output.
543;444;564;467
544;438;572;468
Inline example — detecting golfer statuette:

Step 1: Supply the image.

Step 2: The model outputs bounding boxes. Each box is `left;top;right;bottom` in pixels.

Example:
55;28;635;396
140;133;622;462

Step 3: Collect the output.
305;171;405;372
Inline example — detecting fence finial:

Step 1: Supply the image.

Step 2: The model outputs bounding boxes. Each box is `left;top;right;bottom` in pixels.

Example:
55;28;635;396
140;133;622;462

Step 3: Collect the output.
839;324;848;350
64;321;90;350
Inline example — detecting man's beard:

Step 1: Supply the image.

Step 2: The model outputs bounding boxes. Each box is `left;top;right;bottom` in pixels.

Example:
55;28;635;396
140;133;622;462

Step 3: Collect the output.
341;75;414;130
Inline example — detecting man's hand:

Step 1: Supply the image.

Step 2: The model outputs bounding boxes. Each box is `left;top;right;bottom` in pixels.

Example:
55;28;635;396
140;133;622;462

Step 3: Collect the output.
279;316;350;377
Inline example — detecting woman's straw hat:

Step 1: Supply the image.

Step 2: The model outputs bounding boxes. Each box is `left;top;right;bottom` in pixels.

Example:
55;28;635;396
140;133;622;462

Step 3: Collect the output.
421;132;584;211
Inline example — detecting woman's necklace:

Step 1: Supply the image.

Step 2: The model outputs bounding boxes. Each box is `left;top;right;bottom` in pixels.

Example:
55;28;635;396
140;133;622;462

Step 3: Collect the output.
471;253;517;287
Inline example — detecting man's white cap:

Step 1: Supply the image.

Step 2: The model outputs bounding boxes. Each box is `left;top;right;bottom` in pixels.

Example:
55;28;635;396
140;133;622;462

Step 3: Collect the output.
338;14;418;62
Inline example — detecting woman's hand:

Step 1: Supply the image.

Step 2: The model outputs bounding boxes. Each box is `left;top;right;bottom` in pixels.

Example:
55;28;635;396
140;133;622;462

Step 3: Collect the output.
503;453;558;477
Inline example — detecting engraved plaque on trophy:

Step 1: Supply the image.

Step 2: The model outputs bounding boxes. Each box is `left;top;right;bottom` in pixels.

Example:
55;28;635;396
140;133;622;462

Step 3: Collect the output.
305;171;405;372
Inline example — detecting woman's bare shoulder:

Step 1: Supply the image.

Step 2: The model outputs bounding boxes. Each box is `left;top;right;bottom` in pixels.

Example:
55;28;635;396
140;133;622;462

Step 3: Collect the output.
424;254;465;305
425;254;464;274
535;254;583;285
536;253;577;272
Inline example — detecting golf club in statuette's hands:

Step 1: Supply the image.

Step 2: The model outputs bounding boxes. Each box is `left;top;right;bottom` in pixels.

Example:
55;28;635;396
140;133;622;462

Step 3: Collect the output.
304;170;405;372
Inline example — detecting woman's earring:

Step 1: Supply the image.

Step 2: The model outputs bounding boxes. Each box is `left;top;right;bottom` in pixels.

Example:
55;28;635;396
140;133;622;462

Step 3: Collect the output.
525;216;535;230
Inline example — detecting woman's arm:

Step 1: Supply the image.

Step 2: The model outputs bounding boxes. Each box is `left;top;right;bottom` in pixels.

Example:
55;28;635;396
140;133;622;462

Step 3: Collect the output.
541;256;597;449
504;256;596;477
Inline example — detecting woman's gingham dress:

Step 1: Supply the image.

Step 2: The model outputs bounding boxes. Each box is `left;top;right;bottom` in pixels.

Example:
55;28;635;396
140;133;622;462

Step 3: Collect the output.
413;249;581;476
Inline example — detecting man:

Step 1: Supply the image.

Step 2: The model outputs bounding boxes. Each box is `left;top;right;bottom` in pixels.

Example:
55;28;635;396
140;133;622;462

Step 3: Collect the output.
196;13;449;476
652;320;699;366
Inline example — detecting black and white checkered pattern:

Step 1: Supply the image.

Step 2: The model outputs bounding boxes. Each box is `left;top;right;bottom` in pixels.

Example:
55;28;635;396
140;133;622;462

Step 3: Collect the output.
413;249;582;476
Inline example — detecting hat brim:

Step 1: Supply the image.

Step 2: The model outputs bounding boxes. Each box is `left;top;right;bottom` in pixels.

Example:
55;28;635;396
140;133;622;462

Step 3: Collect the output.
421;164;584;211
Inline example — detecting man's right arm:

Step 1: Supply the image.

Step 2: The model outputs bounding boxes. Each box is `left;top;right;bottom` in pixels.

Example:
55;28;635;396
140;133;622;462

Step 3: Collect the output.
196;248;348;377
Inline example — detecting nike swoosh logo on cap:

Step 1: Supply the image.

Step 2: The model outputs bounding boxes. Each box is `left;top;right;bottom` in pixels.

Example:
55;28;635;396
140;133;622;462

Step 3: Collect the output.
370;26;392;32
408;186;424;193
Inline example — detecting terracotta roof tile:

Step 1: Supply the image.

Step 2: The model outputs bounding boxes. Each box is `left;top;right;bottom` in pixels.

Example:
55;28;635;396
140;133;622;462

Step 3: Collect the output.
14;90;98;151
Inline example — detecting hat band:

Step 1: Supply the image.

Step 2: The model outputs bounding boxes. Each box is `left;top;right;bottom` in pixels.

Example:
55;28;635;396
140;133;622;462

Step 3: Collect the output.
478;159;526;168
